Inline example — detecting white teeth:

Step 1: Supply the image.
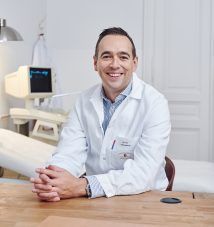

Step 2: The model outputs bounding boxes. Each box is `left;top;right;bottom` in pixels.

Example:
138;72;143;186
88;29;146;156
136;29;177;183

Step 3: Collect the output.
108;73;121;77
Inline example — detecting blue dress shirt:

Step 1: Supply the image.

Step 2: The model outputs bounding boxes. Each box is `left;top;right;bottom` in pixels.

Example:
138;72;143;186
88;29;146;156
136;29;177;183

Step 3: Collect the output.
85;82;132;198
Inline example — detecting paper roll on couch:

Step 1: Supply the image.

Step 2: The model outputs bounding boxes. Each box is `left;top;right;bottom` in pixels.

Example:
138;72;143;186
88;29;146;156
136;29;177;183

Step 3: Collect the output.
0;129;213;193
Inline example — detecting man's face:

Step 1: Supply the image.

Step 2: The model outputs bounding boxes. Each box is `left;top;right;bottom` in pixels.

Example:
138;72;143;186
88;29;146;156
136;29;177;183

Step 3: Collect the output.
94;35;138;100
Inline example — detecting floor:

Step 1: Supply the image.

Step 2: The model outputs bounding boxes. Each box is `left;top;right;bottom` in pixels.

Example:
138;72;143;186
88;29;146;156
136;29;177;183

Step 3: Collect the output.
1;167;29;180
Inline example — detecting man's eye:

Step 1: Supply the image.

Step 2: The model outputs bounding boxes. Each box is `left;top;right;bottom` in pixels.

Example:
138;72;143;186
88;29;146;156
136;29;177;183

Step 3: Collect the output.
102;55;111;59
120;56;129;60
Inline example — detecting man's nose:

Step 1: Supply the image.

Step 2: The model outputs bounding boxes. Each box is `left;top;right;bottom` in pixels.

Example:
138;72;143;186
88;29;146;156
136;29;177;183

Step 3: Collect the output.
109;57;120;68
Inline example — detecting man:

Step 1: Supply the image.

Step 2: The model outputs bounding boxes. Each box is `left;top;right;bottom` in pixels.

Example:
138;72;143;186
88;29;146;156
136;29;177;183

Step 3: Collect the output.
31;27;171;201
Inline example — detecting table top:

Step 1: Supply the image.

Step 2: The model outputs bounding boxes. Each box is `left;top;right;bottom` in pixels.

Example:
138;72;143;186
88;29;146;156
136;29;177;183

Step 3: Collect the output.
0;183;213;227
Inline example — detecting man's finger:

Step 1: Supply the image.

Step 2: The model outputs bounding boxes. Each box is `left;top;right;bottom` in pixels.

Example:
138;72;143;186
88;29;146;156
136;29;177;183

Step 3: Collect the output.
47;165;65;172
32;185;59;193
33;183;52;191
32;188;57;194
36;192;60;202
39;173;52;183
36;168;59;179
46;197;60;202
38;191;59;199
32;188;47;194
30;177;44;184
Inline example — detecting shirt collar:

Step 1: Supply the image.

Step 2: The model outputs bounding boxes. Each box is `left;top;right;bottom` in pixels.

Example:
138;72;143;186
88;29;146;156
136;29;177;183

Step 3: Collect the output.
101;80;132;103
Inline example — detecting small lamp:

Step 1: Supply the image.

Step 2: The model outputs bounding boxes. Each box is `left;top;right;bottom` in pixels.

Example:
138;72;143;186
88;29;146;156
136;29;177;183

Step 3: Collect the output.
0;18;23;42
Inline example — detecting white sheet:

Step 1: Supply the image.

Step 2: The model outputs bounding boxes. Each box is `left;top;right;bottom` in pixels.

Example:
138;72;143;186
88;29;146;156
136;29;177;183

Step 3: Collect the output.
172;159;214;193
0;129;55;178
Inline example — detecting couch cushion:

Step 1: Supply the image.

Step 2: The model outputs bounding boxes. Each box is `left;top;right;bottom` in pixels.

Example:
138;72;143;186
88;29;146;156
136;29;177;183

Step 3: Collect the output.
172;159;214;193
0;129;55;177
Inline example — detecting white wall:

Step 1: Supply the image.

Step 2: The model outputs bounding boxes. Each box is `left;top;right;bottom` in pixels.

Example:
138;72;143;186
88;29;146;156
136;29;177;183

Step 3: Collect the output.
0;0;213;161
46;0;143;110
0;0;46;127
0;0;144;120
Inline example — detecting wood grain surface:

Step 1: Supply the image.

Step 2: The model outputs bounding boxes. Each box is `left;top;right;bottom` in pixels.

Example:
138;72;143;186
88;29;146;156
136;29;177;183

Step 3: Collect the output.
0;183;213;227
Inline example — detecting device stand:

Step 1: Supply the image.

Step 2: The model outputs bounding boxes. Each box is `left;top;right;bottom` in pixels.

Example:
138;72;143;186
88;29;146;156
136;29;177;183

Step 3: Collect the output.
32;120;59;141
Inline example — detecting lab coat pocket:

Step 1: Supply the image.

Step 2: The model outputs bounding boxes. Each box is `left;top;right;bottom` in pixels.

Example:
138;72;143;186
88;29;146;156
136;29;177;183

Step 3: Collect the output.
109;137;138;169
113;136;138;151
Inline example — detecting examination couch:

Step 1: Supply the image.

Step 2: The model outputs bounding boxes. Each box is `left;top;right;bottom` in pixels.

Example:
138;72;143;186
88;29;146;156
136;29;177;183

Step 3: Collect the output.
0;129;214;193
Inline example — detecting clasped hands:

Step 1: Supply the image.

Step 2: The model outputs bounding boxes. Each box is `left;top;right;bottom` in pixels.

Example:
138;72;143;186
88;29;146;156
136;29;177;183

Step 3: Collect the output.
30;165;87;202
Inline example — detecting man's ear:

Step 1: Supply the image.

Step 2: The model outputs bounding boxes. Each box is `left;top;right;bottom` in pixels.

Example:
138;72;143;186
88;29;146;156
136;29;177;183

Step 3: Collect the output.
133;56;138;72
93;56;98;71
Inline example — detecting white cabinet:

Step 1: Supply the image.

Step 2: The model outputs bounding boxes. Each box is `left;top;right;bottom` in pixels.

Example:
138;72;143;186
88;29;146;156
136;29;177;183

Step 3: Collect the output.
143;0;213;161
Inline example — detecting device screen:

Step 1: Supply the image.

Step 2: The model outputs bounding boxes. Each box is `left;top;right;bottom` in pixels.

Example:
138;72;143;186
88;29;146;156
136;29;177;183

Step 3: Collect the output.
29;67;52;93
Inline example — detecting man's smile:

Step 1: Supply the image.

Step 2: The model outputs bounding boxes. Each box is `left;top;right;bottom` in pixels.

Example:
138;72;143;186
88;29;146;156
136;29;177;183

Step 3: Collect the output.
106;73;123;78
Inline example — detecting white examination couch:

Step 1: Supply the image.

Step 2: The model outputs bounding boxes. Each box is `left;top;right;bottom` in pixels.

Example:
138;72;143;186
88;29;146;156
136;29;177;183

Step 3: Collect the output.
0;129;55;181
0;129;214;192
172;159;214;193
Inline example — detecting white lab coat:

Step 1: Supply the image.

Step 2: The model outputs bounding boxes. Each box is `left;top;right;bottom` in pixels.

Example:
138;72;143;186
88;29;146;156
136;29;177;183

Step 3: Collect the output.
49;74;171;197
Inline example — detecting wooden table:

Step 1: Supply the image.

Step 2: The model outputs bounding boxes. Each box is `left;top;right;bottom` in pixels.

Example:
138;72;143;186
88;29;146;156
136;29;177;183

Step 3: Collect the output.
0;183;213;227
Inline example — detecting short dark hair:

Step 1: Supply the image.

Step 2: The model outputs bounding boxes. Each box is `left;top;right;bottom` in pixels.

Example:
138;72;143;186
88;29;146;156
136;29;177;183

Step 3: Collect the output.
94;27;136;58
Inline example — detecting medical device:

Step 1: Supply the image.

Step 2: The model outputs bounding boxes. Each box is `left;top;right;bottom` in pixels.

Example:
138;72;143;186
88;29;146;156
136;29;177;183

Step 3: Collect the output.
5;66;67;141
5;66;55;108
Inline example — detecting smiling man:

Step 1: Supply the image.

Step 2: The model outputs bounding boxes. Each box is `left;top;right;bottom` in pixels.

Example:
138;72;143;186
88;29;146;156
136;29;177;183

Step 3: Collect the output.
94;33;137;101
31;27;171;201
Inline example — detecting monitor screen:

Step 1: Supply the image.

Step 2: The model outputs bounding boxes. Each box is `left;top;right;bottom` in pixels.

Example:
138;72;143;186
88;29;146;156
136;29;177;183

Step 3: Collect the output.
29;67;52;93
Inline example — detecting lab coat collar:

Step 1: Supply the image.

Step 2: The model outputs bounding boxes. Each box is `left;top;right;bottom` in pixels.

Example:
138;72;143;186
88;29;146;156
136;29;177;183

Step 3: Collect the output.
89;73;144;125
129;73;144;100
90;72;143;102
89;84;104;127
